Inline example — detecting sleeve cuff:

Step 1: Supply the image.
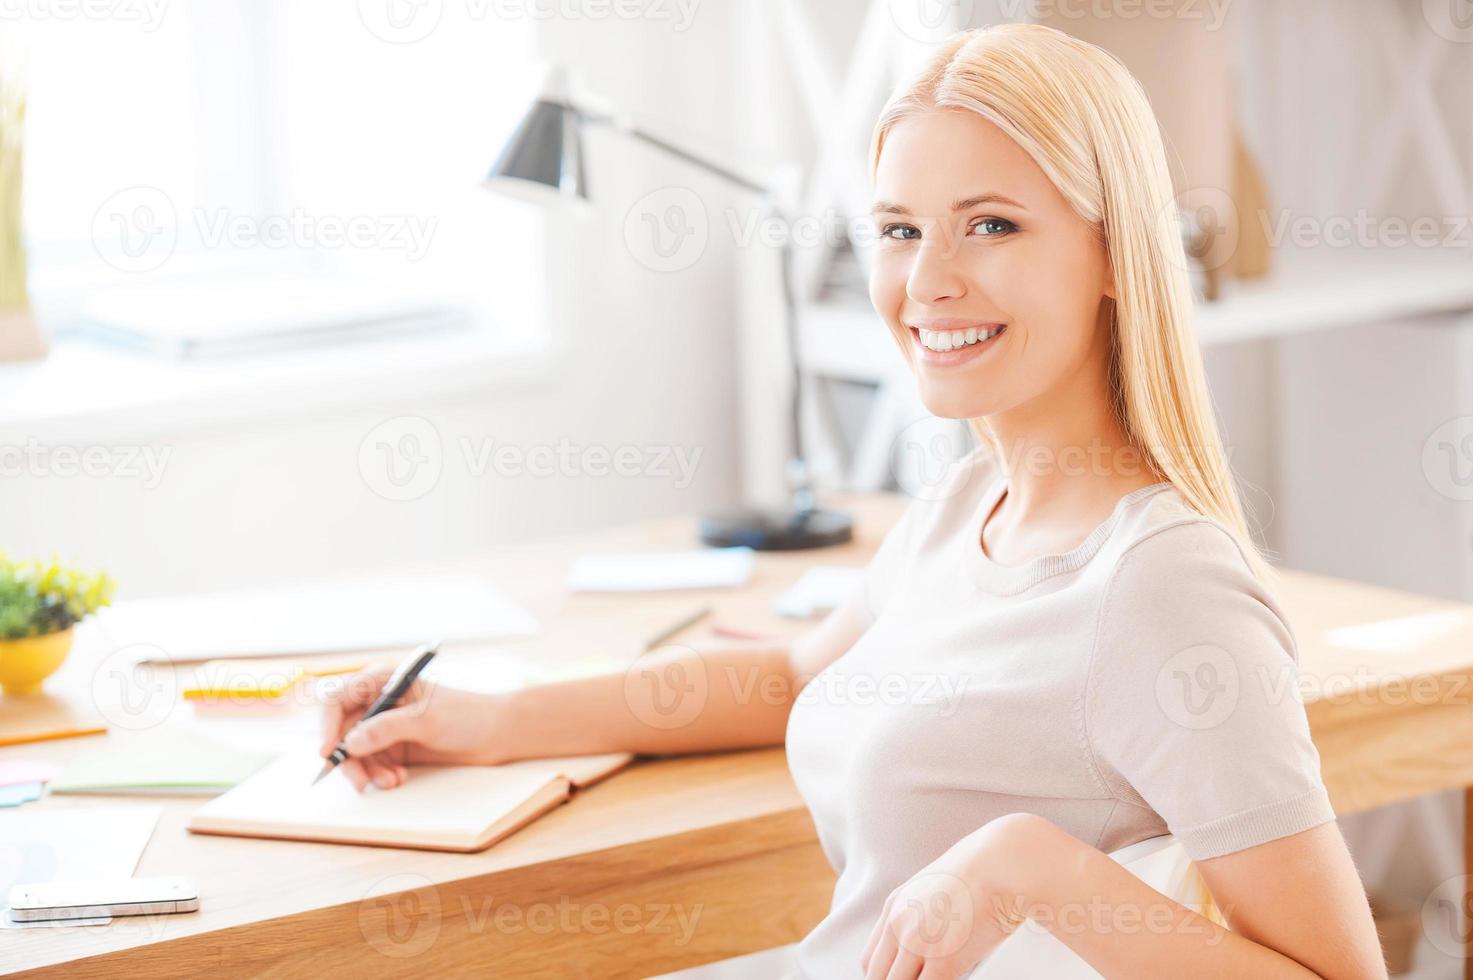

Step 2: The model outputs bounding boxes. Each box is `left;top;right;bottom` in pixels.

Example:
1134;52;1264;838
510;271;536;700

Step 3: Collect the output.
1173;786;1338;861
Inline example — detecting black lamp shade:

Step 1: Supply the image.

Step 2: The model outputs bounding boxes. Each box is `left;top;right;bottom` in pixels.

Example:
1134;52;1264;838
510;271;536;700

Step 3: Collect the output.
485;99;587;200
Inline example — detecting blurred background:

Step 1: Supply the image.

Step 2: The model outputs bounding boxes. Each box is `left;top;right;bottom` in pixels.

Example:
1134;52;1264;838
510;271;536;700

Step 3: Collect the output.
3;1;1473;974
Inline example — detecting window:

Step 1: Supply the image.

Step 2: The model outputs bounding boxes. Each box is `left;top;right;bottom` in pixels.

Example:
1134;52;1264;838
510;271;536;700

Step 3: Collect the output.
16;1;544;337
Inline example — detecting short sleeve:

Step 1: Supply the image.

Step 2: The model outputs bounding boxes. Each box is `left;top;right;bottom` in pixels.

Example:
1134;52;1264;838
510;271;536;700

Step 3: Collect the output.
836;500;922;629
1085;520;1336;861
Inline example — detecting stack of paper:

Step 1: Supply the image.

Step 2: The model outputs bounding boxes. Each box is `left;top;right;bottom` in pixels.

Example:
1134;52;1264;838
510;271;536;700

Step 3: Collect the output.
97;570;539;662
50;730;274;796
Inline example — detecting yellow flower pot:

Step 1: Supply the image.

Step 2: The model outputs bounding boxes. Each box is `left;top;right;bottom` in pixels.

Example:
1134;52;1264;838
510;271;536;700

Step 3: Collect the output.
0;628;74;696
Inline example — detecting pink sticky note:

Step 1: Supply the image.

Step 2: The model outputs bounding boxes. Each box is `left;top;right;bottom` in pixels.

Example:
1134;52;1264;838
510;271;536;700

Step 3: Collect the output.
0;760;61;788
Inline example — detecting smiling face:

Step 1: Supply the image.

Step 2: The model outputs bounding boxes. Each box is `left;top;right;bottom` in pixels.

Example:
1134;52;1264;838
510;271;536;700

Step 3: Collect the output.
869;108;1116;422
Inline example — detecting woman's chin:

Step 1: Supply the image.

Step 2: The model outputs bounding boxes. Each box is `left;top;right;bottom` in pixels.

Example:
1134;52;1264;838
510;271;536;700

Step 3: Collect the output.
915;384;1001;422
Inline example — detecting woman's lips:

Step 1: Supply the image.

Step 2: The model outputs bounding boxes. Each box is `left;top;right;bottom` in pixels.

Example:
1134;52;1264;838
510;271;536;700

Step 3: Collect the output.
908;324;1008;367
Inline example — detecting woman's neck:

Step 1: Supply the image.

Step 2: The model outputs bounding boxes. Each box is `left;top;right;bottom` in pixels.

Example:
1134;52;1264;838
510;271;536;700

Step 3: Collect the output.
982;373;1161;531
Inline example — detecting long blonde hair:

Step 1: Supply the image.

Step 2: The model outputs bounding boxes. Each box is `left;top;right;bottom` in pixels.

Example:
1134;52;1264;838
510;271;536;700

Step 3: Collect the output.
871;24;1253;924
870;23;1271;586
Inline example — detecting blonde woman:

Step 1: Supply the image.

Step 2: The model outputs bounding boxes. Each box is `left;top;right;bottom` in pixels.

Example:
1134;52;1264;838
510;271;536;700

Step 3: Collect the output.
321;24;1386;979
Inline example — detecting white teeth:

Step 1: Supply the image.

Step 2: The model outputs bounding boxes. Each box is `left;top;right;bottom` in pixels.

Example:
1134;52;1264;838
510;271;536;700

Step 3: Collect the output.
917;325;1002;352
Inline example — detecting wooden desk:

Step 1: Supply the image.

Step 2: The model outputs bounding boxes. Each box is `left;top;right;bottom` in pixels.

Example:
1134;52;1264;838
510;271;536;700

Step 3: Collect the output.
6;494;1473;978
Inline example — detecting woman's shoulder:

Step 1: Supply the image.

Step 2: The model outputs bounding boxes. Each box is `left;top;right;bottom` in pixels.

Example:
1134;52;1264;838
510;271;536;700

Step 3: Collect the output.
1093;483;1296;657
1106;482;1260;581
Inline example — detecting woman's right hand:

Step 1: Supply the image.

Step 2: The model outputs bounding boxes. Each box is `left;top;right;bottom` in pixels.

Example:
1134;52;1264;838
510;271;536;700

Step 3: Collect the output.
317;662;513;793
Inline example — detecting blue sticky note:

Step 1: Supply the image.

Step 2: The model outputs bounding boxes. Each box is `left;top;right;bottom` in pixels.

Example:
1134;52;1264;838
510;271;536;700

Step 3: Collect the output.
0;782;44;807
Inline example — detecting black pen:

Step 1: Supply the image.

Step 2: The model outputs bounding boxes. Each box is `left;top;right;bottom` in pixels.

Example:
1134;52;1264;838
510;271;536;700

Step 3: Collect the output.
313;641;440;785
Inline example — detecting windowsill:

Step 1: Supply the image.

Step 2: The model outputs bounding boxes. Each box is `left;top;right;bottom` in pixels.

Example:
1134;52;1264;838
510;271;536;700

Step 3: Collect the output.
0;321;555;444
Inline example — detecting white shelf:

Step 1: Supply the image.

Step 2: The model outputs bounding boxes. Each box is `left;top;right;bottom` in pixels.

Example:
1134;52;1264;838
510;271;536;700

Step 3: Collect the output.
799;247;1473;385
1195;247;1473;345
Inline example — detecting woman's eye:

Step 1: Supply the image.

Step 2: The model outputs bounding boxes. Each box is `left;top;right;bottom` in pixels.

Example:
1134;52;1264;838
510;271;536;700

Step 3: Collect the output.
970;217;1017;237
881;223;921;241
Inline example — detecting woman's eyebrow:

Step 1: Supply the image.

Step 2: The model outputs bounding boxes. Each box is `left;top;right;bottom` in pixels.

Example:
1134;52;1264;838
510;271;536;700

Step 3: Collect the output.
951;193;1026;211
870;193;1026;216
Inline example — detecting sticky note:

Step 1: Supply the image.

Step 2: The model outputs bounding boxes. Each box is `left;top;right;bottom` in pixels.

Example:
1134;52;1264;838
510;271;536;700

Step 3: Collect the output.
0;760;60;788
0;782;44;807
183;660;305;700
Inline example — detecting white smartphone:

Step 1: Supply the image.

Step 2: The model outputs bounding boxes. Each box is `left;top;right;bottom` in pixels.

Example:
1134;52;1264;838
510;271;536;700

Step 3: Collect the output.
7;876;200;922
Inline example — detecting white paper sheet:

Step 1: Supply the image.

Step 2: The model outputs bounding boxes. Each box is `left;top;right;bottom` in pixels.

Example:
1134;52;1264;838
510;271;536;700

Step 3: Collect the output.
772;566;865;619
566;548;754;592
97;570;539;662
0;806;162;928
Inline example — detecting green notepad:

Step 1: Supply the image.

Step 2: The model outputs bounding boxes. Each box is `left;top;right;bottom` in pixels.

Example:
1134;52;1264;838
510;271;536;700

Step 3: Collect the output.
50;731;275;796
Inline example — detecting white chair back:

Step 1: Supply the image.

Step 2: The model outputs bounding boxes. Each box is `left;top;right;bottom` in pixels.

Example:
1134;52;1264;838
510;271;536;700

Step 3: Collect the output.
968;834;1197;979
650;834;1199;979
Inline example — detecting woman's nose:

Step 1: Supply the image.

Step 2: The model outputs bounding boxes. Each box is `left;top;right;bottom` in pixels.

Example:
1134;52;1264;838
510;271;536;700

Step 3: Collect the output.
905;233;970;305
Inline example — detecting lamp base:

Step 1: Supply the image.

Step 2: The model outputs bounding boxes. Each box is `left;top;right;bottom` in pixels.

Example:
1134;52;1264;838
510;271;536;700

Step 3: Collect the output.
699;506;853;551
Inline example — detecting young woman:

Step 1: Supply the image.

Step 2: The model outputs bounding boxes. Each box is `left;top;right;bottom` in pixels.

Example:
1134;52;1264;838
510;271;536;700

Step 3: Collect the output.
320;24;1387;980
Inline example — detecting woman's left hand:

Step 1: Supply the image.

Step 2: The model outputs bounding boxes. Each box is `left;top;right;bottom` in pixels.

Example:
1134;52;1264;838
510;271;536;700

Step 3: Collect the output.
859;813;1051;980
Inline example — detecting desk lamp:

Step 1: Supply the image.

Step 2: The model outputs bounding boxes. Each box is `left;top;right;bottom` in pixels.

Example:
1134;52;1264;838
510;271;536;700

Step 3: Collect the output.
485;70;852;550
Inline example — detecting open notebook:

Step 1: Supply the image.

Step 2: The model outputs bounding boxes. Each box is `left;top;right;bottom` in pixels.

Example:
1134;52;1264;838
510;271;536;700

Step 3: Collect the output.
188;750;632;852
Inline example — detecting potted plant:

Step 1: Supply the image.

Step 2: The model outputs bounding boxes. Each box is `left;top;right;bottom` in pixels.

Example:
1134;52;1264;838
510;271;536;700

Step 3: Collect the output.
0;57;46;362
0;556;115;695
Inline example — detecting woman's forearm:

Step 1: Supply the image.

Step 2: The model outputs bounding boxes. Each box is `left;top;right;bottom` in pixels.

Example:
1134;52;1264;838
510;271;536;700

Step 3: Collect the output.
498;639;803;758
983;816;1364;979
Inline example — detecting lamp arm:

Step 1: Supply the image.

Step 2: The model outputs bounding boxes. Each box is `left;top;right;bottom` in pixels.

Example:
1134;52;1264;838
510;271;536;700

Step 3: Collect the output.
576;107;773;198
